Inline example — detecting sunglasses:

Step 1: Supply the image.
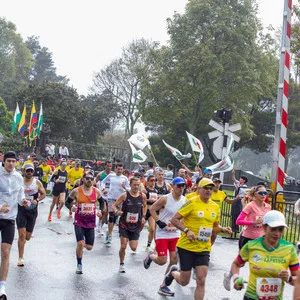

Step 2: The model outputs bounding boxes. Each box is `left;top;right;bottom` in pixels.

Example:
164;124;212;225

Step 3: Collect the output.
25;169;34;173
149;179;156;182
85;177;94;181
257;191;267;196
205;174;212;177
176;184;186;188
202;186;214;190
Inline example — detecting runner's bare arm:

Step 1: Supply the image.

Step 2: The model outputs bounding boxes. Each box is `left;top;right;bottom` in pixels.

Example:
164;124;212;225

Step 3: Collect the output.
142;193;147;217
213;222;232;235
111;192;127;215
36;180;46;201
149;196;167;221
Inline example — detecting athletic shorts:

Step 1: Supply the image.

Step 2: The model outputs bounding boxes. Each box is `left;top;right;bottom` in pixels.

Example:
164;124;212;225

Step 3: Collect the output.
155;238;179;256
52;185;66;196
239;236;253;250
145;209;159;221
119;226;140;241
177;247;210;271
74;225;95;246
16;208;38;233
0;219;15;245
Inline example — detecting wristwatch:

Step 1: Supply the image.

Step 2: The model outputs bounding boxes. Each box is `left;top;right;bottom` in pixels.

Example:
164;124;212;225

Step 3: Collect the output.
183;228;189;234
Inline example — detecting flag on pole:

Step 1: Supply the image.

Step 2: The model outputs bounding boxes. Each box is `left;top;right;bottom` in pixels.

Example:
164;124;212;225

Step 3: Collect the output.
185;131;204;163
28;102;38;145
36;103;44;136
129;142;147;163
225;134;235;157
162;140;192;160
128;133;150;150
18;105;27;136
207;155;234;174
12;103;21;132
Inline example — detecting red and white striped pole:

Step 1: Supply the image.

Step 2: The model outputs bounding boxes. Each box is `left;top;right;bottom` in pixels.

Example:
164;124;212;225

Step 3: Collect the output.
271;0;292;193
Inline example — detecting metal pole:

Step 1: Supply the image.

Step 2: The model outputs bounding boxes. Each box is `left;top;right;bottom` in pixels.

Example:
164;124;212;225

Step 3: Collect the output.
271;0;292;193
220;121;229;182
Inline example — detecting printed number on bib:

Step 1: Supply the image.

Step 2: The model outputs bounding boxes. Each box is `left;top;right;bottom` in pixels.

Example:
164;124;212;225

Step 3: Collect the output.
25;196;34;202
126;212;139;224
166;221;177;232
80;203;94;214
256;278;281;299
198;226;212;242
58;176;66;183
149;193;158;202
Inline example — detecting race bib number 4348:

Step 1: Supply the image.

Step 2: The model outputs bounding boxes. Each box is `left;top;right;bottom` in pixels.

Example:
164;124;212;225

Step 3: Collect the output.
256;278;282;299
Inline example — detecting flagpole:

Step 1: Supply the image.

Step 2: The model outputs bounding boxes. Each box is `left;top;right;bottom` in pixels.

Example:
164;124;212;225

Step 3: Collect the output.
192;152;198;166
149;148;159;167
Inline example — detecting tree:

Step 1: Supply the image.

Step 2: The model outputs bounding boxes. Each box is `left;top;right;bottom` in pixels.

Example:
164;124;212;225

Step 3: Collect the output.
25;36;68;84
92;38;159;136
140;0;278;163
0;18;33;108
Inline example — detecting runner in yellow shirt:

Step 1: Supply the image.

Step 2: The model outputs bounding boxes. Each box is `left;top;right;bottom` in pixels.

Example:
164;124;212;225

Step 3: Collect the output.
39;158;52;191
229;210;299;300
165;178;232;300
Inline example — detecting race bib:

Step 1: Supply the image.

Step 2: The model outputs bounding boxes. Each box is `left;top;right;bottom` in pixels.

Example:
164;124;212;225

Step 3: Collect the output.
80;203;94;214
57;176;66;183
166;221;177;232
256;278;282;299
26;195;34;202
126;212;139;224
197;226;212;242
149;193;158;202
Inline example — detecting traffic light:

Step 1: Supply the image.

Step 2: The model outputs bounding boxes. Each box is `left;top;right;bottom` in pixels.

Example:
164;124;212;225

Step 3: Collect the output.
215;109;232;123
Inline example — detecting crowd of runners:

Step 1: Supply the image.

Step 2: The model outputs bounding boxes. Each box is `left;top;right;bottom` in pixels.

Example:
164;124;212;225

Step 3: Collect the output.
1;149;300;299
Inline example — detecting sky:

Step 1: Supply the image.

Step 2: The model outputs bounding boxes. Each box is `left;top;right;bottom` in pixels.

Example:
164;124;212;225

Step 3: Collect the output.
2;0;284;95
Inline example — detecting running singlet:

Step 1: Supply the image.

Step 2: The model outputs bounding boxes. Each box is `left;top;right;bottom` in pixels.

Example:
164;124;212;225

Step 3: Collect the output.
146;187;158;205
119;191;143;232
155;182;168;196
74;186;97;228
211;190;227;207
176;197;220;253
54;169;68;187
156;193;186;240
22;178;39;211
238;236;299;300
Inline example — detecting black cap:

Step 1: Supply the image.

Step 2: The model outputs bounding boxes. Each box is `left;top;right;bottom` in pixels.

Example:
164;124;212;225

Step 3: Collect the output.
4;151;17;161
213;178;222;183
257;181;266;187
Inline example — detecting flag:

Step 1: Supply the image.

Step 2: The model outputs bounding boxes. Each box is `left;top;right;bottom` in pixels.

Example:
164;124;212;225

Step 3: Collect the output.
128;133;150;150
185;131;204;163
129;142;147;163
18;105;27;136
12;103;21;132
28;102;38;145
36;103;44;136
207;155;234;174
162;140;192;160
225;134;235;157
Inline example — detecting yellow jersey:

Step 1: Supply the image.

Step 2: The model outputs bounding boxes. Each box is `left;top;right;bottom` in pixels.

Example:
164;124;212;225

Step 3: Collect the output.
67;167;84;189
186;192;197;200
238;236;299;300
211;190;227;207
176;196;220;253
39;164;52;183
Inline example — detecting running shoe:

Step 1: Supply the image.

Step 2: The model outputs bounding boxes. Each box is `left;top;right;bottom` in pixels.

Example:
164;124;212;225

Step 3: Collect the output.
164;265;178;286
145;246;152;252
0;285;6;300
76;264;83;274
158;285;175;297
192;267;196;280
223;272;231;291
119;264;126;273
143;251;154;269
48;215;52;222
17;258;25;267
57;210;61;219
105;234;112;245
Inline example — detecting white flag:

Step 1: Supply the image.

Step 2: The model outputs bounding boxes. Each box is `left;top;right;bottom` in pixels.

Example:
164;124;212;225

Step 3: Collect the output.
207;155;234;174
163;140;192;160
129;142;147;163
185;131;204;163
128;133;150;150
225;134;235;157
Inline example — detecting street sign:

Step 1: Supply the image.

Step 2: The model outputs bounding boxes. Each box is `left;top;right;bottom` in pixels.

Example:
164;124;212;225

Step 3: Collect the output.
208;130;222;140
228;123;241;132
208;120;224;132
212;136;223;159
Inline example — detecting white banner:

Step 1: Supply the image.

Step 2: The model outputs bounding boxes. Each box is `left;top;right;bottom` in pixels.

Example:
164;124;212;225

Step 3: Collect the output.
163;140;192;160
128;133;150;150
129;142;147;163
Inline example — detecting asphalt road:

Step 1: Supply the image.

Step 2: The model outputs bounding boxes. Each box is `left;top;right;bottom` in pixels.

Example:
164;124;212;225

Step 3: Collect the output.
5;196;294;300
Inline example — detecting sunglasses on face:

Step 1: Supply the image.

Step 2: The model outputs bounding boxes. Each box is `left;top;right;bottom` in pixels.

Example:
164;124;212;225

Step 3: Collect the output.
257;191;267;196
85;177;94;181
176;184;186;188
202;186;214;191
25;169;34;173
206;174;212;177
149;179;156;182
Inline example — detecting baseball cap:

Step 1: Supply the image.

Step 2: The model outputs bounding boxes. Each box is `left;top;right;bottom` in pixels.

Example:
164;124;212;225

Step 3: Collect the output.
198;178;215;188
263;210;288;228
84;165;92;169
4;151;17;161
203;168;212;175
213;178;222;183
172;177;186;185
24;163;34;171
139;168;145;173
134;172;141;178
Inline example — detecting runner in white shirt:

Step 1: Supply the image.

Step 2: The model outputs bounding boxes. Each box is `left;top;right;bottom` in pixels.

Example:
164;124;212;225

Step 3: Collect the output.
101;164;130;245
143;177;186;296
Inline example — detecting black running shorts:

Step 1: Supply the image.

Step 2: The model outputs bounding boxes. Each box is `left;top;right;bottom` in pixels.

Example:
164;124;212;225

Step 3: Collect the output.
119;226;140;241
0;219;15;245
16;208;38;233
177;247;210;271
74;225;95;246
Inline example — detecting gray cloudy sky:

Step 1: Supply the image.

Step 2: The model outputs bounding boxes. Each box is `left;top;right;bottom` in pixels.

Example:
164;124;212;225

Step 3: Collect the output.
2;0;283;95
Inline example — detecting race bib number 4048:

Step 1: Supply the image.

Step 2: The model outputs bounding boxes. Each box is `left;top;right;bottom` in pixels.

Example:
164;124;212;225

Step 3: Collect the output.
256;278;282;300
